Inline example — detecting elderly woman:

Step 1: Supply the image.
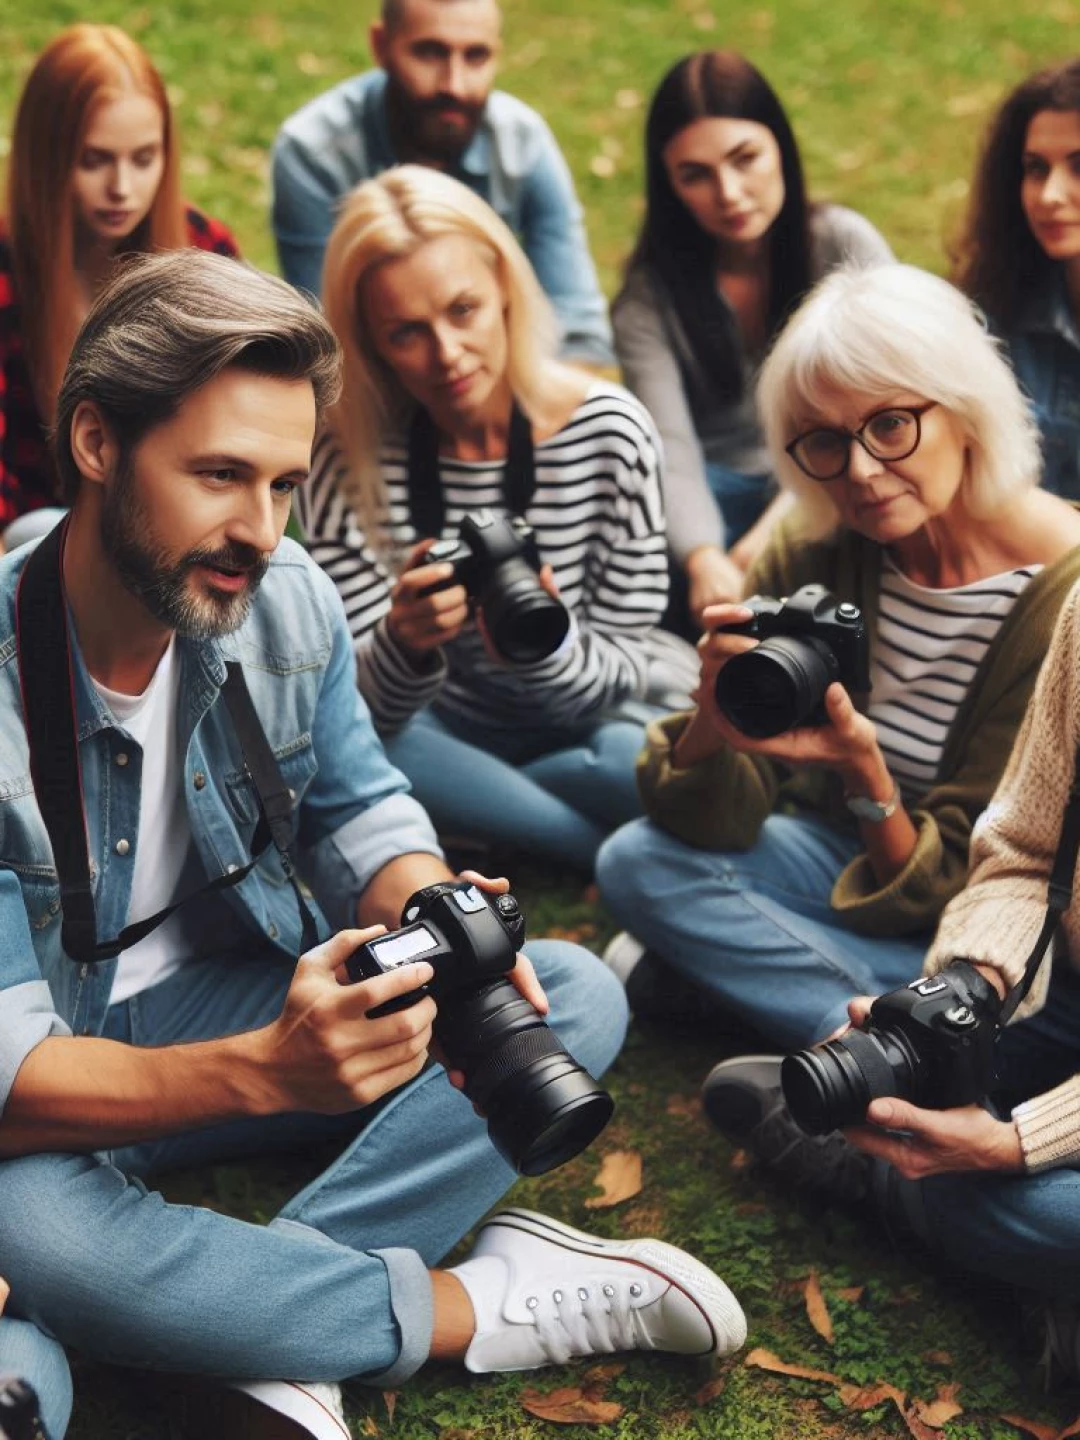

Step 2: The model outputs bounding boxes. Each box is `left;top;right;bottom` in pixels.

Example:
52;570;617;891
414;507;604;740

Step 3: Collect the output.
297;165;691;872
597;263;1080;1048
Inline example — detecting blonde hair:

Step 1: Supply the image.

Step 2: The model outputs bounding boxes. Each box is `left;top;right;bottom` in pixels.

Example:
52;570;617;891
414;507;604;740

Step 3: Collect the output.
321;164;587;542
757;263;1041;540
6;24;187;424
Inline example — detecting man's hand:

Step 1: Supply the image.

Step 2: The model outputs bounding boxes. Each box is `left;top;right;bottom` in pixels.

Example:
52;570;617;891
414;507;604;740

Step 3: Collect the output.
844;1098;1024;1178
458;869;549;1015
0;1275;8;1315
250;927;438;1115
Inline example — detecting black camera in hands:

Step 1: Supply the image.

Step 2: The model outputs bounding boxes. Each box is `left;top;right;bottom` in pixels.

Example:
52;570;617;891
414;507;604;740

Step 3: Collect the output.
422;509;571;664
345;881;614;1175
712;583;870;739
781;961;1001;1136
0;1378;45;1440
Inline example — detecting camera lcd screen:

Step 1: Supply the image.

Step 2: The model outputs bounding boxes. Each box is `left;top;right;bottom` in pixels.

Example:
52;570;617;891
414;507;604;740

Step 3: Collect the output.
371;926;439;968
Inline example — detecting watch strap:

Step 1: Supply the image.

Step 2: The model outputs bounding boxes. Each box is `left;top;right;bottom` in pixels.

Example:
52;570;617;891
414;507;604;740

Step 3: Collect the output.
844;786;899;823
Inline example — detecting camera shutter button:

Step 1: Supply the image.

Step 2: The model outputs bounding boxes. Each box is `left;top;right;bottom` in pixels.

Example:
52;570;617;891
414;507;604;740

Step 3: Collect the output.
837;602;860;622
944;1004;976;1027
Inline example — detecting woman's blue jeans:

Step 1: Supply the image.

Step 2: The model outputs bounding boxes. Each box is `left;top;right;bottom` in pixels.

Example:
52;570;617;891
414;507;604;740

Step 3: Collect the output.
385;708;650;873
597;813;931;1047
705;464;772;548
0;941;628;1438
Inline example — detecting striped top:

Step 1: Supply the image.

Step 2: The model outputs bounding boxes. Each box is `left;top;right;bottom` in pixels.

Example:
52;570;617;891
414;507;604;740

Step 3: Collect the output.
296;383;672;733
869;559;1040;803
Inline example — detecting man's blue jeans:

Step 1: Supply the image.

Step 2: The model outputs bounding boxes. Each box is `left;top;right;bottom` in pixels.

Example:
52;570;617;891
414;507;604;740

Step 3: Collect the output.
0;1318;71;1440
597;813;931;1047
386;709;649;873
0;941;628;1438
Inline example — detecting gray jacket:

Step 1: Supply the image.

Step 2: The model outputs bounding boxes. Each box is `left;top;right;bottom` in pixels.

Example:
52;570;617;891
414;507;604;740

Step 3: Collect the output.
612;204;893;562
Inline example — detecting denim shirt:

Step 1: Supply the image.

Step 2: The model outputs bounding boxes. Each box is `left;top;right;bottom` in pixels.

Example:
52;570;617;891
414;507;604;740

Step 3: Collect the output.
0;536;443;1115
1004;274;1080;500
271;69;613;364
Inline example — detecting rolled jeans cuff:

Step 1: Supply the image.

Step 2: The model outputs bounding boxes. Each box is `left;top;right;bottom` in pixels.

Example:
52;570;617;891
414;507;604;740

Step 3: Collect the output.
364;1246;434;1386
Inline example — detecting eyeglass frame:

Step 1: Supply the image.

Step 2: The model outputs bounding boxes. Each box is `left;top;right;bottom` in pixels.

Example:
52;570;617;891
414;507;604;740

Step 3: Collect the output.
784;401;940;482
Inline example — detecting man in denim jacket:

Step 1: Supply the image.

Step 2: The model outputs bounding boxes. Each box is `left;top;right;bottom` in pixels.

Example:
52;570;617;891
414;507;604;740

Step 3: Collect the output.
271;0;613;365
0;250;744;1440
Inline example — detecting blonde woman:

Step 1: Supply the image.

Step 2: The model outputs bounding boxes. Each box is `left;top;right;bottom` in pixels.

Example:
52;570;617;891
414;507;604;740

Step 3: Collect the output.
598;264;1080;1044
297;165;688;872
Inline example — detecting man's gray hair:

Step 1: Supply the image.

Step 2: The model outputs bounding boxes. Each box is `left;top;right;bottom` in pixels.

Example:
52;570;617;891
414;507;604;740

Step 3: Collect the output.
54;249;342;502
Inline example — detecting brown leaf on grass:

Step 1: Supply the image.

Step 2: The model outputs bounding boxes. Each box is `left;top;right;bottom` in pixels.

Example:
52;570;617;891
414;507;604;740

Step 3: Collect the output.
1061;1417;1080;1439
665;1093;700;1119
580;1363;624;1400
382;1391;397;1424
923;1350;954;1366
743;1347;840;1384
694;1375;728;1406
520;1386;623;1425
900;1407;942;1440
838;1381;907;1412
835;1285;865;1303
361;1419;379;1438
912;1383;963;1429
1001;1420;1061;1440
804;1271;834;1344
583;1150;642;1209
729;1148;750;1171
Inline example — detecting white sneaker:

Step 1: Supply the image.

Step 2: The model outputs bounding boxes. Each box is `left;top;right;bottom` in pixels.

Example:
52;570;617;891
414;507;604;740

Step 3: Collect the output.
449;1208;747;1373
221;1379;350;1438
601;931;646;986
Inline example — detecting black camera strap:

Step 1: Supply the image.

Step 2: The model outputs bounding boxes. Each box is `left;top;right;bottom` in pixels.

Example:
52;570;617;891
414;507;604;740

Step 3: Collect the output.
15;520;319;965
406;399;535;539
999;738;1080;1024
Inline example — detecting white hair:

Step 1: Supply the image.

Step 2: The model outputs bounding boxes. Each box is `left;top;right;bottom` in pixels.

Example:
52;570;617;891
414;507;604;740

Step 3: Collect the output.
757;263;1042;539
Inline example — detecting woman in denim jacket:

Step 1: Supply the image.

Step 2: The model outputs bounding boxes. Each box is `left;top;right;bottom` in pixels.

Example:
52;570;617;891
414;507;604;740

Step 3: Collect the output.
954;60;1080;500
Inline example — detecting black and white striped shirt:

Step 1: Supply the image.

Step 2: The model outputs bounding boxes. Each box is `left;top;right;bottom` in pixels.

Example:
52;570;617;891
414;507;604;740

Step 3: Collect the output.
869;560;1040;804
296;384;671;733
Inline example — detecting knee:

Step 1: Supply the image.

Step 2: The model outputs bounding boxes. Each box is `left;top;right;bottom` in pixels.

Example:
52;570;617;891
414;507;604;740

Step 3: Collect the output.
596;819;665;922
525;940;628;1076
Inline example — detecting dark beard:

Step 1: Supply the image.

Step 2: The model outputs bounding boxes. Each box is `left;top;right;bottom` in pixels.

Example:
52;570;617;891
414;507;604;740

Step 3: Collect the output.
385;73;484;165
101;460;269;640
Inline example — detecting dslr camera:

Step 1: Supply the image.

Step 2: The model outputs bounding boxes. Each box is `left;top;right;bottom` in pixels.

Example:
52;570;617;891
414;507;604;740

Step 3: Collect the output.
423;509;571;665
0;1378;45;1440
345;881;613;1175
712;583;870;739
781;961;1001;1135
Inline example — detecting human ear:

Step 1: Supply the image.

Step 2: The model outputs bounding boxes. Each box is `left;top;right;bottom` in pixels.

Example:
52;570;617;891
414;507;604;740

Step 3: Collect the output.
370;20;388;67
69;401;120;488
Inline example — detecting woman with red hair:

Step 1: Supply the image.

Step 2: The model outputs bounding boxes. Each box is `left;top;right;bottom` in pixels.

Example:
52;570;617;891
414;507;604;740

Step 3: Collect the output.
0;24;238;544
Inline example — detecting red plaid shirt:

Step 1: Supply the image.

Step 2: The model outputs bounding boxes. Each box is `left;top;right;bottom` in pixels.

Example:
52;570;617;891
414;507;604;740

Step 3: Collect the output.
0;206;239;528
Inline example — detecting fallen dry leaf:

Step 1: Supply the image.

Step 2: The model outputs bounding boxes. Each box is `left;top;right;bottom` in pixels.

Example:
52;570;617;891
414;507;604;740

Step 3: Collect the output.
1061;1418;1080;1439
1000;1418;1060;1440
361;1419;379;1438
520;1385;623;1426
835;1285;865;1303
912;1382;963;1429
580;1363;624;1400
729;1148;750;1171
838;1381;907;1412
923;1350;954;1367
583;1150;642;1209
804;1271;834;1344
743;1347;839;1384
382;1391;397;1424
900;1406;943;1440
694;1375;727;1406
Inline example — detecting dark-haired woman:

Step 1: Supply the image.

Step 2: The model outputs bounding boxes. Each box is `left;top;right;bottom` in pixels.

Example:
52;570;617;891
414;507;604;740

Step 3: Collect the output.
614;51;892;620
954;59;1080;499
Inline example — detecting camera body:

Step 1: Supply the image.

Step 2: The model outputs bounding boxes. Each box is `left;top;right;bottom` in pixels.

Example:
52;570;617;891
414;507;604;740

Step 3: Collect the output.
422;509;570;664
345;882;613;1175
713;583;871;738
0;1377;45;1440
782;961;1001;1135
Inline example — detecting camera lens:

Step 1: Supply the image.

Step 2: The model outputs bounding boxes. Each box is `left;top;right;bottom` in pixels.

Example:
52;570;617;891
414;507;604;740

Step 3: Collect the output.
435;978;614;1174
781;1025;920;1134
479;561;571;664
714;635;838;738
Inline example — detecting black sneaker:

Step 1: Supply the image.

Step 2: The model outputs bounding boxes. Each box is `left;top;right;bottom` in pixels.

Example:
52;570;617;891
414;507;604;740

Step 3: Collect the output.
701;1055;872;1203
1038;1303;1080;1391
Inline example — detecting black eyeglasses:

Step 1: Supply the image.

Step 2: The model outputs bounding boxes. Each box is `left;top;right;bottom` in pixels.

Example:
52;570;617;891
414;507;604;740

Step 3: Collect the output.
785;402;939;482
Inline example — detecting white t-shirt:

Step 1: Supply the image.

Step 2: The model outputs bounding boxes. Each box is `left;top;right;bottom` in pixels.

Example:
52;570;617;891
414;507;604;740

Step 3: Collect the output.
94;641;194;1004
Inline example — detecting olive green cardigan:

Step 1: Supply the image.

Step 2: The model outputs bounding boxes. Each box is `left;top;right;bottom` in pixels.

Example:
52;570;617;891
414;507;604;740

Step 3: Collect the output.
637;520;1080;938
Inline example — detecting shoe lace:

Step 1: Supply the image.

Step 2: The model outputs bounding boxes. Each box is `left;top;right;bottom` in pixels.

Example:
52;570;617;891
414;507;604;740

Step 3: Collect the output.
753;1105;870;1202
529;1279;647;1364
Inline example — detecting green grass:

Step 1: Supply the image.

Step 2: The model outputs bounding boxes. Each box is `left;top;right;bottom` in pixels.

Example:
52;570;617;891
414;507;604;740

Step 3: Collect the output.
3;0;1080;1435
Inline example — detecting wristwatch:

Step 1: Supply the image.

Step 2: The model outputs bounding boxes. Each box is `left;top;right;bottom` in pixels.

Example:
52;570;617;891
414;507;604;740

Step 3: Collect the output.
844;787;899;823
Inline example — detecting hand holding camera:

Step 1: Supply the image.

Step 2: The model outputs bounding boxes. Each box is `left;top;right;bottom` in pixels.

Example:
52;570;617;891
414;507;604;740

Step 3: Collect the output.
387;538;472;661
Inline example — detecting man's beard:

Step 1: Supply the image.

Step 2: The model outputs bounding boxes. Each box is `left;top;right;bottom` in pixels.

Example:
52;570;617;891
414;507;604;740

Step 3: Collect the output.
101;461;269;641
386;74;484;165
